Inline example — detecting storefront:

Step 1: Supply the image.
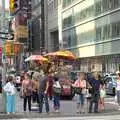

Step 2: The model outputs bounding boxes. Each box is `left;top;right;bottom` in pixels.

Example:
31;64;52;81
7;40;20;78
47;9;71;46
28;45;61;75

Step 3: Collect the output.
77;54;120;73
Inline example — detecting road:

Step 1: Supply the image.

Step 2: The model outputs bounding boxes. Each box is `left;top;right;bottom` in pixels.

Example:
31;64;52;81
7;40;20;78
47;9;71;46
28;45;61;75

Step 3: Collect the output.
15;93;118;114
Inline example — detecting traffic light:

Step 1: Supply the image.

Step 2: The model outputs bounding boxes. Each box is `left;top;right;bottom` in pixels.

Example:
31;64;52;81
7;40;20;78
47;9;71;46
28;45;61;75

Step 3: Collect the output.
9;0;19;13
9;0;15;12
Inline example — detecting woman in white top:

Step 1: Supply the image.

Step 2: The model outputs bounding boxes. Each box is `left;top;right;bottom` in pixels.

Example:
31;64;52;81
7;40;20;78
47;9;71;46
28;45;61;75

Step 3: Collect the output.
3;76;16;114
116;73;120;110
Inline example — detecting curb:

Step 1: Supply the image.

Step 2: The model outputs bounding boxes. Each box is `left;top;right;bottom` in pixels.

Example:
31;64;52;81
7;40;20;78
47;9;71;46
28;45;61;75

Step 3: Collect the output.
0;111;120;119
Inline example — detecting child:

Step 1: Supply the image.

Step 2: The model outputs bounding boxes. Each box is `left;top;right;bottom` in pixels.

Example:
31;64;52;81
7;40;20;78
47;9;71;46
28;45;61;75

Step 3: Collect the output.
99;84;106;112
53;76;61;113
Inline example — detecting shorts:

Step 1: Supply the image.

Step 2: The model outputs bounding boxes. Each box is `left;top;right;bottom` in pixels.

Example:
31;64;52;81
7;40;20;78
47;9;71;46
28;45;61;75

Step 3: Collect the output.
76;94;85;105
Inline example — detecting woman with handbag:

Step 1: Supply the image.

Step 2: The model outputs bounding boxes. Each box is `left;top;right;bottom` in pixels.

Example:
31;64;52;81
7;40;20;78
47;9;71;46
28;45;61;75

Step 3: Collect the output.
3;76;16;114
72;72;86;113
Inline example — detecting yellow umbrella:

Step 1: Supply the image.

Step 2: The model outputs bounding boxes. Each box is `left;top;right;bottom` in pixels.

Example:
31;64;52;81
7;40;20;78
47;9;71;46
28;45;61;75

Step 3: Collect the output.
55;50;76;60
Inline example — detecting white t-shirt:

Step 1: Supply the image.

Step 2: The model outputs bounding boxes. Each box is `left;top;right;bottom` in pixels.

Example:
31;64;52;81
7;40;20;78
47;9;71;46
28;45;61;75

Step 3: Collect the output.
3;82;16;95
53;81;61;88
116;81;120;91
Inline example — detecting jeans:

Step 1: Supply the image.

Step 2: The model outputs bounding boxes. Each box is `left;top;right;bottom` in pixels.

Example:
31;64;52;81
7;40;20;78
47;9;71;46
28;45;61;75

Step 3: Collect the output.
89;92;100;113
53;95;60;110
117;90;120;106
76;94;85;105
23;96;31;111
6;95;15;113
32;91;39;103
39;92;49;113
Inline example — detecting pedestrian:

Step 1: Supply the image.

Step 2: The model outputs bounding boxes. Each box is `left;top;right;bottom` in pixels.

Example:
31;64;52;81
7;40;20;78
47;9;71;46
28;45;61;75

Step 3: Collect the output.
72;72;86;113
3;76;16;114
0;74;2;93
21;73;33;112
47;71;54;100
88;72;101;113
99;83;106;112
52;76;61;113
39;73;50;113
116;72;120;110
32;72;40;104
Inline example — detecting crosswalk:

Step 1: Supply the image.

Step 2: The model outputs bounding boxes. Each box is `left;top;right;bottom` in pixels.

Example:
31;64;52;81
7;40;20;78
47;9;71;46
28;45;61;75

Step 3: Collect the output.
6;115;120;120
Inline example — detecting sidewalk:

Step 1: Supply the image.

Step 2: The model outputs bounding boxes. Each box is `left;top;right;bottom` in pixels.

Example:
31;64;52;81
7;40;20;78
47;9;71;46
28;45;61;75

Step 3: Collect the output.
0;110;120;119
0;93;119;119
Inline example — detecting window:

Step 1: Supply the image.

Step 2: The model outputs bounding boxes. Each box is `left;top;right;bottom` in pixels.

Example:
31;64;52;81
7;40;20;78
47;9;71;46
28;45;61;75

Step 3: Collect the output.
62;0;120;29
62;0;72;8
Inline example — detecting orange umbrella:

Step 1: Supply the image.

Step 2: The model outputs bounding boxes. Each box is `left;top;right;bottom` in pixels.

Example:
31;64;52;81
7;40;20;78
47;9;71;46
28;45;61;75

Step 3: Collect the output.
55;50;76;60
25;55;48;62
44;52;56;57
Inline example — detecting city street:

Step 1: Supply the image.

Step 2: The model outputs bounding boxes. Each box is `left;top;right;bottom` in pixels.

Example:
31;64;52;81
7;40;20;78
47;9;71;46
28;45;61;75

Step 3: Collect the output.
3;92;118;118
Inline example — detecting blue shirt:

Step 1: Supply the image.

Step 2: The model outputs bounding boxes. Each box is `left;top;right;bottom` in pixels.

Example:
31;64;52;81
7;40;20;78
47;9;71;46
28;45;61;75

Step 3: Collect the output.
88;78;101;92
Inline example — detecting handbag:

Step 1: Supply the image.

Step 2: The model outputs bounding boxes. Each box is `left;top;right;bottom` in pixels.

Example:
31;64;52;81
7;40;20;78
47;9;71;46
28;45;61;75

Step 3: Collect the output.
73;87;82;94
53;86;61;94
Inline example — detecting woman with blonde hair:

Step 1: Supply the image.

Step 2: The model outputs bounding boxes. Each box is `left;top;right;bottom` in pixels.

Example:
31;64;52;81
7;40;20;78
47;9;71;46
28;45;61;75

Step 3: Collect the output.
72;72;86;113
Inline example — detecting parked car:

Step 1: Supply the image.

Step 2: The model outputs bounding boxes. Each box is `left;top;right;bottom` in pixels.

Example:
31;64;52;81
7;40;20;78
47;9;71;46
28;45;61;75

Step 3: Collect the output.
59;79;74;99
105;76;117;95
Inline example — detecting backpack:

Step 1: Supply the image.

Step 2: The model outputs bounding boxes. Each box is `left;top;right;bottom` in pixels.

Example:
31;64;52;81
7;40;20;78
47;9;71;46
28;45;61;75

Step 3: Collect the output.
52;81;61;94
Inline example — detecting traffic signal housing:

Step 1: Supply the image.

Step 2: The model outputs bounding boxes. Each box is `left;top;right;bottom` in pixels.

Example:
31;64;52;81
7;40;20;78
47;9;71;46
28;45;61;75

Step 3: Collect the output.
9;0;19;14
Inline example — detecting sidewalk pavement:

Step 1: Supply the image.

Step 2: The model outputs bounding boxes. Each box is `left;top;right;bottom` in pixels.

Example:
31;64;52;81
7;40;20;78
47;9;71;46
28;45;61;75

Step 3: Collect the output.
0;110;120;119
5;114;120;120
0;93;119;119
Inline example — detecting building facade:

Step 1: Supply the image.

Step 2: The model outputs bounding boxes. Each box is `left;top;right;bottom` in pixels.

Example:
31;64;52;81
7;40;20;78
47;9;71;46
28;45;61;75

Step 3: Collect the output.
58;0;120;72
32;0;48;54
47;0;59;52
31;0;41;53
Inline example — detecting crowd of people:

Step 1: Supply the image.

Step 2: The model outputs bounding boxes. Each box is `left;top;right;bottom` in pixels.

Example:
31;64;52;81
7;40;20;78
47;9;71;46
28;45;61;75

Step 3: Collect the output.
2;62;120;115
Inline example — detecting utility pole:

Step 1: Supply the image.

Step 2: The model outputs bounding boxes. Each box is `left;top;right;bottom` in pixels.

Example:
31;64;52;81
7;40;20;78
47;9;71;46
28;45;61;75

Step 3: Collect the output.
0;0;6;113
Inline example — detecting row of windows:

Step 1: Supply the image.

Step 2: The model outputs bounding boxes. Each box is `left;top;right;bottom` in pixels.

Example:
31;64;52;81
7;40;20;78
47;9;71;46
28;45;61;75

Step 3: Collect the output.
32;0;41;8
63;21;120;48
63;0;120;29
62;0;78;8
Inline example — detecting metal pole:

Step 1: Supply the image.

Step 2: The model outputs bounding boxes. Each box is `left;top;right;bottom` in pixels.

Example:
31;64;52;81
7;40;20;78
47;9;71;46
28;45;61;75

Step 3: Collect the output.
1;0;6;85
0;0;6;113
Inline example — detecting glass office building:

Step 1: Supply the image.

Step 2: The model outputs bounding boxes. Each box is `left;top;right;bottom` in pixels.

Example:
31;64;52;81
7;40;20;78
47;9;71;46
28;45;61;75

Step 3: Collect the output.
59;0;120;72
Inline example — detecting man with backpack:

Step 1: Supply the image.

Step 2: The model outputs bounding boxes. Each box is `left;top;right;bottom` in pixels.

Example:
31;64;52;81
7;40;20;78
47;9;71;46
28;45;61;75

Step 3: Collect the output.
52;76;61;113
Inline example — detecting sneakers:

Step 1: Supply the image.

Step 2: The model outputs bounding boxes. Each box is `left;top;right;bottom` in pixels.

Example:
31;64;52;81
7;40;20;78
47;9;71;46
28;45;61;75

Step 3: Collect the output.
7;112;10;115
76;110;80;114
54;109;60;113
